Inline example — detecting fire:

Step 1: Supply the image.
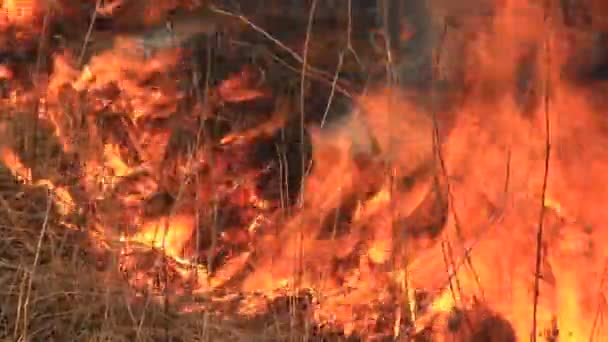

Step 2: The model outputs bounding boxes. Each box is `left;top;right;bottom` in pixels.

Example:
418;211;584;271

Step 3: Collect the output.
103;143;133;177
1;0;39;26
0;146;31;183
126;212;196;260
1;0;608;340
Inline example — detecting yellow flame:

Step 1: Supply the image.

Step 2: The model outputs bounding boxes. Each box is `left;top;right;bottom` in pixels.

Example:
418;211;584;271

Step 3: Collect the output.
127;214;196;259
1;146;32;183
103;144;132;177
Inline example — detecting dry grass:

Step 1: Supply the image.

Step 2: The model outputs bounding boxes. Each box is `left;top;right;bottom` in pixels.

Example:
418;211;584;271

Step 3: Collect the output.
0;161;349;341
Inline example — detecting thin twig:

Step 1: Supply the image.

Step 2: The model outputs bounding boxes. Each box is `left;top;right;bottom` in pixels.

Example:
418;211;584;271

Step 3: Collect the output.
31;4;53;181
227;39;354;98
531;4;553;341
431;18;485;301
343;0;363;70
209;5;352;96
319;0;362;128
441;241;460;307
590;260;608;341
294;0;318;291
299;0;318;206
437;243;474;336
21;190;53;340
319;0;359;128
377;0;407;335
319;52;344;128
78;0;103;66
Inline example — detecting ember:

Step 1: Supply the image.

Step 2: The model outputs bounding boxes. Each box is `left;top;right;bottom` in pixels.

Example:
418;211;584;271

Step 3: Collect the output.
0;0;607;340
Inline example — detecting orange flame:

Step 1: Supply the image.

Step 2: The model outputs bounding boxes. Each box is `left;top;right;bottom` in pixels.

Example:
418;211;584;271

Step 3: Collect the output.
1;0;608;339
126;213;196;260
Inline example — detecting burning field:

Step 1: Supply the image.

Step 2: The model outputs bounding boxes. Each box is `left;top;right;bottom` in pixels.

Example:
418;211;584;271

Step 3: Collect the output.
1;0;608;340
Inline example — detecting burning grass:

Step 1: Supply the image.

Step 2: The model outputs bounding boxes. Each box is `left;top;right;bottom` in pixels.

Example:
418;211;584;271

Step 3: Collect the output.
1;0;608;341
0;173;325;341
